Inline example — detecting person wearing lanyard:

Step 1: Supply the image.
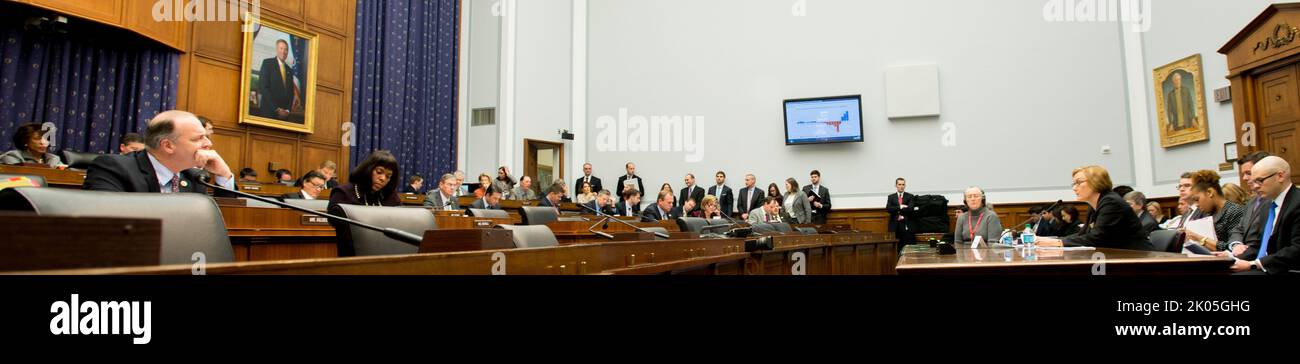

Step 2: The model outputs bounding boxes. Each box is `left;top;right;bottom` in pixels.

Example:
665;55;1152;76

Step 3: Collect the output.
954;186;1003;245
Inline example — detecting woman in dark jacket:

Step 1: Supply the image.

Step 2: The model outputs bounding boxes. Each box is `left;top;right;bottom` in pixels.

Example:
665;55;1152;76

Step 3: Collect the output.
1039;165;1152;251
328;150;402;256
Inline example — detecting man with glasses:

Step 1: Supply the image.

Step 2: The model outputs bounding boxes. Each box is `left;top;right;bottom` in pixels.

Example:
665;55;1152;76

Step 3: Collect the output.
1222;156;1300;274
1171;172;1203;228
1222;151;1271;257
282;171;327;200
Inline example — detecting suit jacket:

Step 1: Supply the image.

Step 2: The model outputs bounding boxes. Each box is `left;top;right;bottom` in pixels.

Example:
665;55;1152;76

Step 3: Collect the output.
640;204;680;222
735;186;765;218
280;191;312;201
1248;185;1300;274
575;175;603;196
1138;211;1160;235
402;184;423;195
83;151;235;197
258;57;296;118
803;184;831;223
1056;221;1082;237
706;185;734;217
469;198;500;210
885;192;915;232
512;187;538;201
616;174;645;201
1062;192;1153;251
424;190;460;210
783;191;813;224
1229;197;1265;258
615;200;641;217
583;200;614;216
539;196;559;208
679;185;705;208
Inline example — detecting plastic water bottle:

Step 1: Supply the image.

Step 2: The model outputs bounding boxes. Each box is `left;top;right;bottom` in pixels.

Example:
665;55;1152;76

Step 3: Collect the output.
1021;224;1036;248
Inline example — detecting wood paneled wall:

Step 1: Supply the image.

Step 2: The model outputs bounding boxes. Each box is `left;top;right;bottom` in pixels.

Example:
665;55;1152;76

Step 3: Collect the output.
16;0;356;183
182;0;355;183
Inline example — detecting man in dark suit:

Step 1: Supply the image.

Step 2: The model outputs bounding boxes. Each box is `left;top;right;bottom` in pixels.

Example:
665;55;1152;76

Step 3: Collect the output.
1231;156;1300;274
538;181;566;213
402;175;424;195
423;174;461;211
575;163;603;198
280;170;326;201
615;189;642;217
616;162;645;204
583;190;615;216
257;39;299;121
678;173;705;209
886;178;915;245
1224;151;1271;257
84;110;237;196
803;170;832;225
706;171;734;217
1124;191;1160;235
736;173;764;222
641;190;680;222
470;185;503;210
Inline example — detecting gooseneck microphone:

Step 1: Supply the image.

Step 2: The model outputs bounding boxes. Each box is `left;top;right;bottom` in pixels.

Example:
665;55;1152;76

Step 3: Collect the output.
576;201;671;239
182;168;425;246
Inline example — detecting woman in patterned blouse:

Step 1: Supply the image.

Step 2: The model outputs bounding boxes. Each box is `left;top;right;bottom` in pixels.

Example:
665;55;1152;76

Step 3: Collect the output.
1183;170;1244;251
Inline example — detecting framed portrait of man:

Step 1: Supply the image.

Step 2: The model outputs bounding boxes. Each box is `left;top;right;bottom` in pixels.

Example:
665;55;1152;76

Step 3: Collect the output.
238;15;319;134
1152;54;1210;148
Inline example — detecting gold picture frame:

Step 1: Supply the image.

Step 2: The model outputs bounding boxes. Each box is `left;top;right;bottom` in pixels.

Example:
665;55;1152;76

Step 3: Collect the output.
1152;54;1210;148
238;14;318;134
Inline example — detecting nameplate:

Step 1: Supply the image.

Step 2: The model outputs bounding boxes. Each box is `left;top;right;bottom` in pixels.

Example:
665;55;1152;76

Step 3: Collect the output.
401;194;420;201
241;185;262;191
474;220;494;228
300;215;330;226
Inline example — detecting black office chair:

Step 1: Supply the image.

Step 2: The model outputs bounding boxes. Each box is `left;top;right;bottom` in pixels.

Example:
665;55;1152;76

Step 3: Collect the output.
468;208;509;218
0;188;233;264
240;197;279;208
520;206;559;225
749;223;777;234
334;204;436;257
497;225;558;248
281;198;330;211
770;222;794;233
676;217;710;233
61;150;101;170
1149;229;1182;253
0;173;47;187
796;227;819;235
641;227;670;238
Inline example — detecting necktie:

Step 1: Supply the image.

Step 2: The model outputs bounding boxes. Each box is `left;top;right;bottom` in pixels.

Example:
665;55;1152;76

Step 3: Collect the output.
898;194;905;221
744;188;751;211
279;61;287;87
1259;202;1279;259
168;174;180;193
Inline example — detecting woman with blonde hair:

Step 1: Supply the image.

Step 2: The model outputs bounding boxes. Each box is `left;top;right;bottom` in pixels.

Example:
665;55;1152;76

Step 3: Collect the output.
1037;165;1152;250
1221;183;1248;206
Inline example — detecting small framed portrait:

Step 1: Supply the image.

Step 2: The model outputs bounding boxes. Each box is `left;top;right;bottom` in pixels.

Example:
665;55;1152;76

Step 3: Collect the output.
1152;54;1210;148
238;14;319;134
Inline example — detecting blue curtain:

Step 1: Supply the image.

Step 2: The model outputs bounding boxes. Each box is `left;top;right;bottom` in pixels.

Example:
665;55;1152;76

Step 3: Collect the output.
0;16;179;155
351;0;460;184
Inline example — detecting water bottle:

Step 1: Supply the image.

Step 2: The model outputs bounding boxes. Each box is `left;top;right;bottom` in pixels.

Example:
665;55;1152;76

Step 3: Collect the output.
1021;224;1036;248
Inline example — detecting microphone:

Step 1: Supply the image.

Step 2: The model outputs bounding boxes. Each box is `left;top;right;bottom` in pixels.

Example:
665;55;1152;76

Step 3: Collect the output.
700;211;752;238
576;200;670;239
182;168;425;246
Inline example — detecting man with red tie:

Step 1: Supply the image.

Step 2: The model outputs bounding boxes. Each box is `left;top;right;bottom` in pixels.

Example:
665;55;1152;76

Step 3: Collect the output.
886;178;916;247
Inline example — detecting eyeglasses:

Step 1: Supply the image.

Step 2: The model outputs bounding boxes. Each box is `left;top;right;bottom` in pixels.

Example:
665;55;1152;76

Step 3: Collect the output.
1252;171;1280;185
1176;183;1192;191
304;181;325;190
1071;179;1088;187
